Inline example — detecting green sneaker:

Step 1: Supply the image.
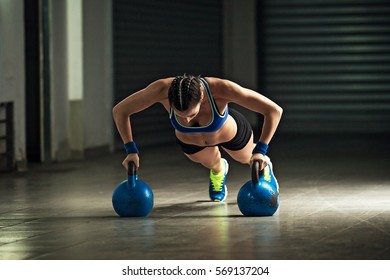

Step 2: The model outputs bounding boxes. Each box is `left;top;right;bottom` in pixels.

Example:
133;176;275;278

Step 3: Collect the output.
209;158;229;202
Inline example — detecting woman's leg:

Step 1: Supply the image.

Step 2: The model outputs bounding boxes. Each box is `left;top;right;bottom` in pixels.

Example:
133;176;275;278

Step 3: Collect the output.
222;133;255;165
184;146;223;173
220;108;256;165
184;146;228;202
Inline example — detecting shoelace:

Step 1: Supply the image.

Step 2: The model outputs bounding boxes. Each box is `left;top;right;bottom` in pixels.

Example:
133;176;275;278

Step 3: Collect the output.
210;171;225;192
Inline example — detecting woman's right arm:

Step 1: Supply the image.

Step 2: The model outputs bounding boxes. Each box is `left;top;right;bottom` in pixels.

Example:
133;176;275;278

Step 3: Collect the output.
112;79;170;169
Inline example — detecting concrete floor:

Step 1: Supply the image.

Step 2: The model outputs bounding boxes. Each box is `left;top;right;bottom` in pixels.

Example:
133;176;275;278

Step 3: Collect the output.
1;134;390;260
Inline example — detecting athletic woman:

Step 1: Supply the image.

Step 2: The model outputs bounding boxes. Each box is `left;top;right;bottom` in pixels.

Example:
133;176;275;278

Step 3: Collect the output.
113;74;282;202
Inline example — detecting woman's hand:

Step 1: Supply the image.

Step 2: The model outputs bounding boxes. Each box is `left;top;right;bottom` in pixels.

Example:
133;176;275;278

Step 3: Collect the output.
250;153;268;171
122;153;140;170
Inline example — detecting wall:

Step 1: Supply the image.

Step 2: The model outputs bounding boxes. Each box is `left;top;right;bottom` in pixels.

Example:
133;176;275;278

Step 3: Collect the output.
83;0;113;153
0;0;113;170
223;0;258;126
50;0;113;161
50;0;71;161
112;0;223;148
0;0;26;169
260;0;390;134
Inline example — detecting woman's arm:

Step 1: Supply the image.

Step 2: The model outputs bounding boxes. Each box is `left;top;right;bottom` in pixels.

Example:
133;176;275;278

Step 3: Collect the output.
212;78;282;169
112;78;170;168
216;78;283;145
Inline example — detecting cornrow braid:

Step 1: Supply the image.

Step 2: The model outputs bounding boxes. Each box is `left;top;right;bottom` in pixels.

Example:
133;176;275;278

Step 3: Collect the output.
186;76;194;94
168;76;183;109
168;74;201;112
178;77;185;110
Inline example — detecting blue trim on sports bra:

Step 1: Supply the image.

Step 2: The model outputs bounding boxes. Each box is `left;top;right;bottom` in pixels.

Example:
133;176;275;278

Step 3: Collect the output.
169;78;229;133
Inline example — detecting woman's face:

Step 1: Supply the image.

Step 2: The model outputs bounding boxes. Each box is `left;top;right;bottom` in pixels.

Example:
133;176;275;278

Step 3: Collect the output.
174;102;201;125
174;88;204;124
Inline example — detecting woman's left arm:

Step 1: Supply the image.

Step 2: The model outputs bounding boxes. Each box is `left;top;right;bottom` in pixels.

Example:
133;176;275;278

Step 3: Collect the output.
217;78;283;157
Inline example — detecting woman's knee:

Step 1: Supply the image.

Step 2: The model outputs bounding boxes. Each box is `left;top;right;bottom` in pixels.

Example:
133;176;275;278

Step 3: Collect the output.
223;141;254;165
185;147;221;168
230;153;251;165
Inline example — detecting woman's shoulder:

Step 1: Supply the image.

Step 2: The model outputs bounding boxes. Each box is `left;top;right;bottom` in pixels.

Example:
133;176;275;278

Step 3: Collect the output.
150;77;175;91
203;77;233;88
203;77;234;99
143;77;174;100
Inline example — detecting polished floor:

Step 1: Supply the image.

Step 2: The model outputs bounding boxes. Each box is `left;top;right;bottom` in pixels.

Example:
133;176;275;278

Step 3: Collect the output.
0;134;390;260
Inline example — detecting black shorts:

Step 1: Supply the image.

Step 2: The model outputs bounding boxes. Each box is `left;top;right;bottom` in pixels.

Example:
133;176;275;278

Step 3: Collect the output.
175;108;253;154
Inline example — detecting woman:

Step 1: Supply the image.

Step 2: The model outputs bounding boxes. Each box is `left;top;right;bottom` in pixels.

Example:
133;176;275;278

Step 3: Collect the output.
113;74;282;202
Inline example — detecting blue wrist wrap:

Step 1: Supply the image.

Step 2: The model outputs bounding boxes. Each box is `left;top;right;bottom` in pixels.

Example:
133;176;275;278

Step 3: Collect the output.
252;141;268;155
124;141;139;154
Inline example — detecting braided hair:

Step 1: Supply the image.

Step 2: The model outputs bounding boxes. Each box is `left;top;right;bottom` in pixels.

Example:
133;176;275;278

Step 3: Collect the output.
168;74;202;111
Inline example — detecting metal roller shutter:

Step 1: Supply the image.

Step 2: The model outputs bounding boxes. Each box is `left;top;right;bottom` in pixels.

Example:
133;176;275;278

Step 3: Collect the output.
113;0;222;148
259;0;390;133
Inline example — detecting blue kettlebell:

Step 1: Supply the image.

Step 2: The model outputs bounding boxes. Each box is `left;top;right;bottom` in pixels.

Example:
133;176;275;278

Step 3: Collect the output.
237;160;279;216
112;161;154;217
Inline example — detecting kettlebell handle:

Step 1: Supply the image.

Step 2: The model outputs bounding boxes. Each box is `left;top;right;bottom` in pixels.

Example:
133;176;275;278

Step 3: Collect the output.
127;161;137;176
251;160;264;185
127;161;138;188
